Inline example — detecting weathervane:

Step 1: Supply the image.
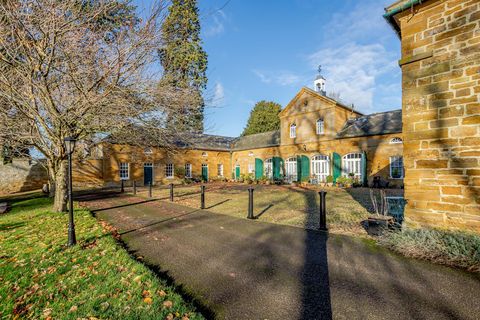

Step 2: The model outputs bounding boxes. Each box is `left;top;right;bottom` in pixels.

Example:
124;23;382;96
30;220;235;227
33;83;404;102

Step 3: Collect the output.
317;65;322;74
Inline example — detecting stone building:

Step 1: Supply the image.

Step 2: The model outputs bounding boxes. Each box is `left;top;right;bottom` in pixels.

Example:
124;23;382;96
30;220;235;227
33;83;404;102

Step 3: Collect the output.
75;70;405;190
384;0;480;230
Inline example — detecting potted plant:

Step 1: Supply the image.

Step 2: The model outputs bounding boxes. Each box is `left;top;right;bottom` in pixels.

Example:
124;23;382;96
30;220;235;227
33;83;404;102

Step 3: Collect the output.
300;176;309;187
325;175;333;187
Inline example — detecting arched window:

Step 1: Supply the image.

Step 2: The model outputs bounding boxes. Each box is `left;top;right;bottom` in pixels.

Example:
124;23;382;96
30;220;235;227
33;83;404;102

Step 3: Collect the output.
144;147;153;154
316;119;324;135
290;123;296;138
311;155;330;182
342;153;363;179
201;151;208;157
285;157;298;183
390;137;403;144
264;158;273;178
248;151;254;157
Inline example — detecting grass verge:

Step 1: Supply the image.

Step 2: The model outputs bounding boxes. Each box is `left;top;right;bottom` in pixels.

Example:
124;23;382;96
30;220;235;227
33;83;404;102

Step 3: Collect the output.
378;227;480;272
0;197;204;320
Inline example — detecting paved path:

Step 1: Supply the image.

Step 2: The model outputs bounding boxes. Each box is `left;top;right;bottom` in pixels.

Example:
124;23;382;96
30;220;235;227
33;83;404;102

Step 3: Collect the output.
80;192;480;320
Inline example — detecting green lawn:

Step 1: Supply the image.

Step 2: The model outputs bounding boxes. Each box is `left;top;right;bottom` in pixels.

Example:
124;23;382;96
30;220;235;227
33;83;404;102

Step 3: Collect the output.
0;197;204;320
135;183;403;235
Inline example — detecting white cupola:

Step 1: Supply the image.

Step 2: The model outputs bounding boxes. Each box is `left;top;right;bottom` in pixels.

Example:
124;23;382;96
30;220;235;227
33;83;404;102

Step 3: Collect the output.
313;65;326;96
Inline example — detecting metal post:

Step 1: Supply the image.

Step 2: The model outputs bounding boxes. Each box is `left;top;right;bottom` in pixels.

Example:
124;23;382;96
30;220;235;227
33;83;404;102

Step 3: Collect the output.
133;180;137;195
148;181;152;198
67;151;76;246
247;187;254;219
319;190;327;231
170;183;174;202
201;185;205;209
121;179;124;193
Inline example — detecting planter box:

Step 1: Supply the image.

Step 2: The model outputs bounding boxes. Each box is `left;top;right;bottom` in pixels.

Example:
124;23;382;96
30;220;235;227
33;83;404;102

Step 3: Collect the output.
367;215;394;236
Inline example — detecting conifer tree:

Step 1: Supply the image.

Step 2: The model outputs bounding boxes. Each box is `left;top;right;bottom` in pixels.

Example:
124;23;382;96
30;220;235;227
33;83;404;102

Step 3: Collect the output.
241;101;282;136
159;0;208;132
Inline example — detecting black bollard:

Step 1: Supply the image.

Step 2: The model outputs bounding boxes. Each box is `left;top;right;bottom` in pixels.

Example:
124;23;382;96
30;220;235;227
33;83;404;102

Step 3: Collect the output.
121;179;124;193
319;190;327;231
148;181;152;198
201;185;206;209
133;180;137;195
247;187;255;219
170;183;174;202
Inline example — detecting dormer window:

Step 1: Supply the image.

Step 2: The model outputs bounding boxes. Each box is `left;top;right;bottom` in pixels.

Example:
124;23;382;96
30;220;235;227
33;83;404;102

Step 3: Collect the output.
390;137;403;144
316;119;324;135
290;123;296;138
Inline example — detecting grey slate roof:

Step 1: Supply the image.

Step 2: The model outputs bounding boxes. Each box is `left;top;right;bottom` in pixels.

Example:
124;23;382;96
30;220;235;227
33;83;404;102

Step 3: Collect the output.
232;130;281;151
336;109;402;139
174;133;236;151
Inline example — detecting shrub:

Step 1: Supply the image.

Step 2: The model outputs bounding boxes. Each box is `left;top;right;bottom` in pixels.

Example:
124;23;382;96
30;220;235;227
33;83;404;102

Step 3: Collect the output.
326;175;333;183
175;166;185;179
378;227;480;272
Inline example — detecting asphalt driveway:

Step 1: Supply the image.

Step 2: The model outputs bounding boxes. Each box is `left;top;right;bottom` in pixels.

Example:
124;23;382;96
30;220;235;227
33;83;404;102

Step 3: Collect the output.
80;192;480;320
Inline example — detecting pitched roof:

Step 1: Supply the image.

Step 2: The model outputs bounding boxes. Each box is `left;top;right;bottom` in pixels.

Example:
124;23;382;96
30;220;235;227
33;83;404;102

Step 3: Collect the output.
336;109;402;139
232;130;281;151
279;87;363;118
174;133;236;151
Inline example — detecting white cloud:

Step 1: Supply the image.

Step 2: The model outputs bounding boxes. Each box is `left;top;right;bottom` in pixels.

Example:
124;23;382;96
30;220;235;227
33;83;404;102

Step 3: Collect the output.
212;82;225;106
205;10;227;37
308;42;397;112
252;69;302;86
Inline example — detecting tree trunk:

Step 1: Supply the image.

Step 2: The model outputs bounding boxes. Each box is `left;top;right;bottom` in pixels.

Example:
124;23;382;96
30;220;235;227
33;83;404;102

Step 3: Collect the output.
52;160;68;212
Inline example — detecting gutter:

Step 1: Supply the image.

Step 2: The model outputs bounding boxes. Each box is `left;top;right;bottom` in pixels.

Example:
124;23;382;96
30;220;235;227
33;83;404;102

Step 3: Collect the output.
383;0;424;36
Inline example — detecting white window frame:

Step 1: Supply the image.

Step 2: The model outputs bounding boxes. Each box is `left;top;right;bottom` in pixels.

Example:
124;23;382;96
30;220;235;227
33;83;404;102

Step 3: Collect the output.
285;157;298;183
290;123;296;138
316;119;325;135
264;158;273;179
185;163;192;178
311;155;330;182
119;162;129;180
248;163;254;174
217;164;224;177
165;163;174;179
389;156;404;179
390;137;403;144
342;153;362;180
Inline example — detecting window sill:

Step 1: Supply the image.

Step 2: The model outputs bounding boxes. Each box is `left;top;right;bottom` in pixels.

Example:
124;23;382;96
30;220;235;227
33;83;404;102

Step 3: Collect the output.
389;177;403;180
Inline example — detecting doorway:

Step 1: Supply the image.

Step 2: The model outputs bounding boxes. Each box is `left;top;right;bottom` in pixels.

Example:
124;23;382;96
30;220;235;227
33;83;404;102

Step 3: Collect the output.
144;163;153;185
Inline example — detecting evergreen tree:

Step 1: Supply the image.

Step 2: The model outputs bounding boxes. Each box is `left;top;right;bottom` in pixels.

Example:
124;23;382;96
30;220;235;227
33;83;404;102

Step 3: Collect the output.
241;101;282;136
159;0;208;133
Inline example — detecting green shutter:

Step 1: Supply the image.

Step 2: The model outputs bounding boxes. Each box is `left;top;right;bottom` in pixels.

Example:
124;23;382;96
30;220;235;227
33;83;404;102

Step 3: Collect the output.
362;151;368;187
235;165;240;180
297;156;302;182
273;157;283;180
301;155;310;181
255;158;264;179
332;152;341;183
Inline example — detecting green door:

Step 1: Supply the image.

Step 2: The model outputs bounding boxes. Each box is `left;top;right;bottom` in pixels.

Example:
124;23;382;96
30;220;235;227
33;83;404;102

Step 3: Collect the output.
255;158;264;179
361;151;368;186
202;165;208;182
272;157;283;180
301;155;310;182
332;152;341;183
235;165;240;180
144;164;153;185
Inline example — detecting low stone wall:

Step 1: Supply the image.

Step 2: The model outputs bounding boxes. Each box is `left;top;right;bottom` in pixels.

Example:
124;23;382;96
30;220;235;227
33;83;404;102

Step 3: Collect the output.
0;159;48;195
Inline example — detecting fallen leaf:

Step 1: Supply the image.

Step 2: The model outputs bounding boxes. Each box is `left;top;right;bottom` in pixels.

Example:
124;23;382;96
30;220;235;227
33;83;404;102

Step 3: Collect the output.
158;290;166;297
165;313;174;320
163;300;173;308
69;305;78;313
144;297;153;304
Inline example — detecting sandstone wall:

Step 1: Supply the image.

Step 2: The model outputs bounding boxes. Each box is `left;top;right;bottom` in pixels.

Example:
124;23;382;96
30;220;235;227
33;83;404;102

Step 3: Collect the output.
232;133;404;187
0;159;48;195
395;0;480;230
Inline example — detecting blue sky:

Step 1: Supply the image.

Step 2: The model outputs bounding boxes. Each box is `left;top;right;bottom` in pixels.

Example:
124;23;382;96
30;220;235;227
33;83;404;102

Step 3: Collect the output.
136;0;402;137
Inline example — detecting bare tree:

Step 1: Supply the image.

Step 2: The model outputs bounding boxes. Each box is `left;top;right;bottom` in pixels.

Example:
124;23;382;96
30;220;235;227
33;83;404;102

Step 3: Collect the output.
0;0;195;211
